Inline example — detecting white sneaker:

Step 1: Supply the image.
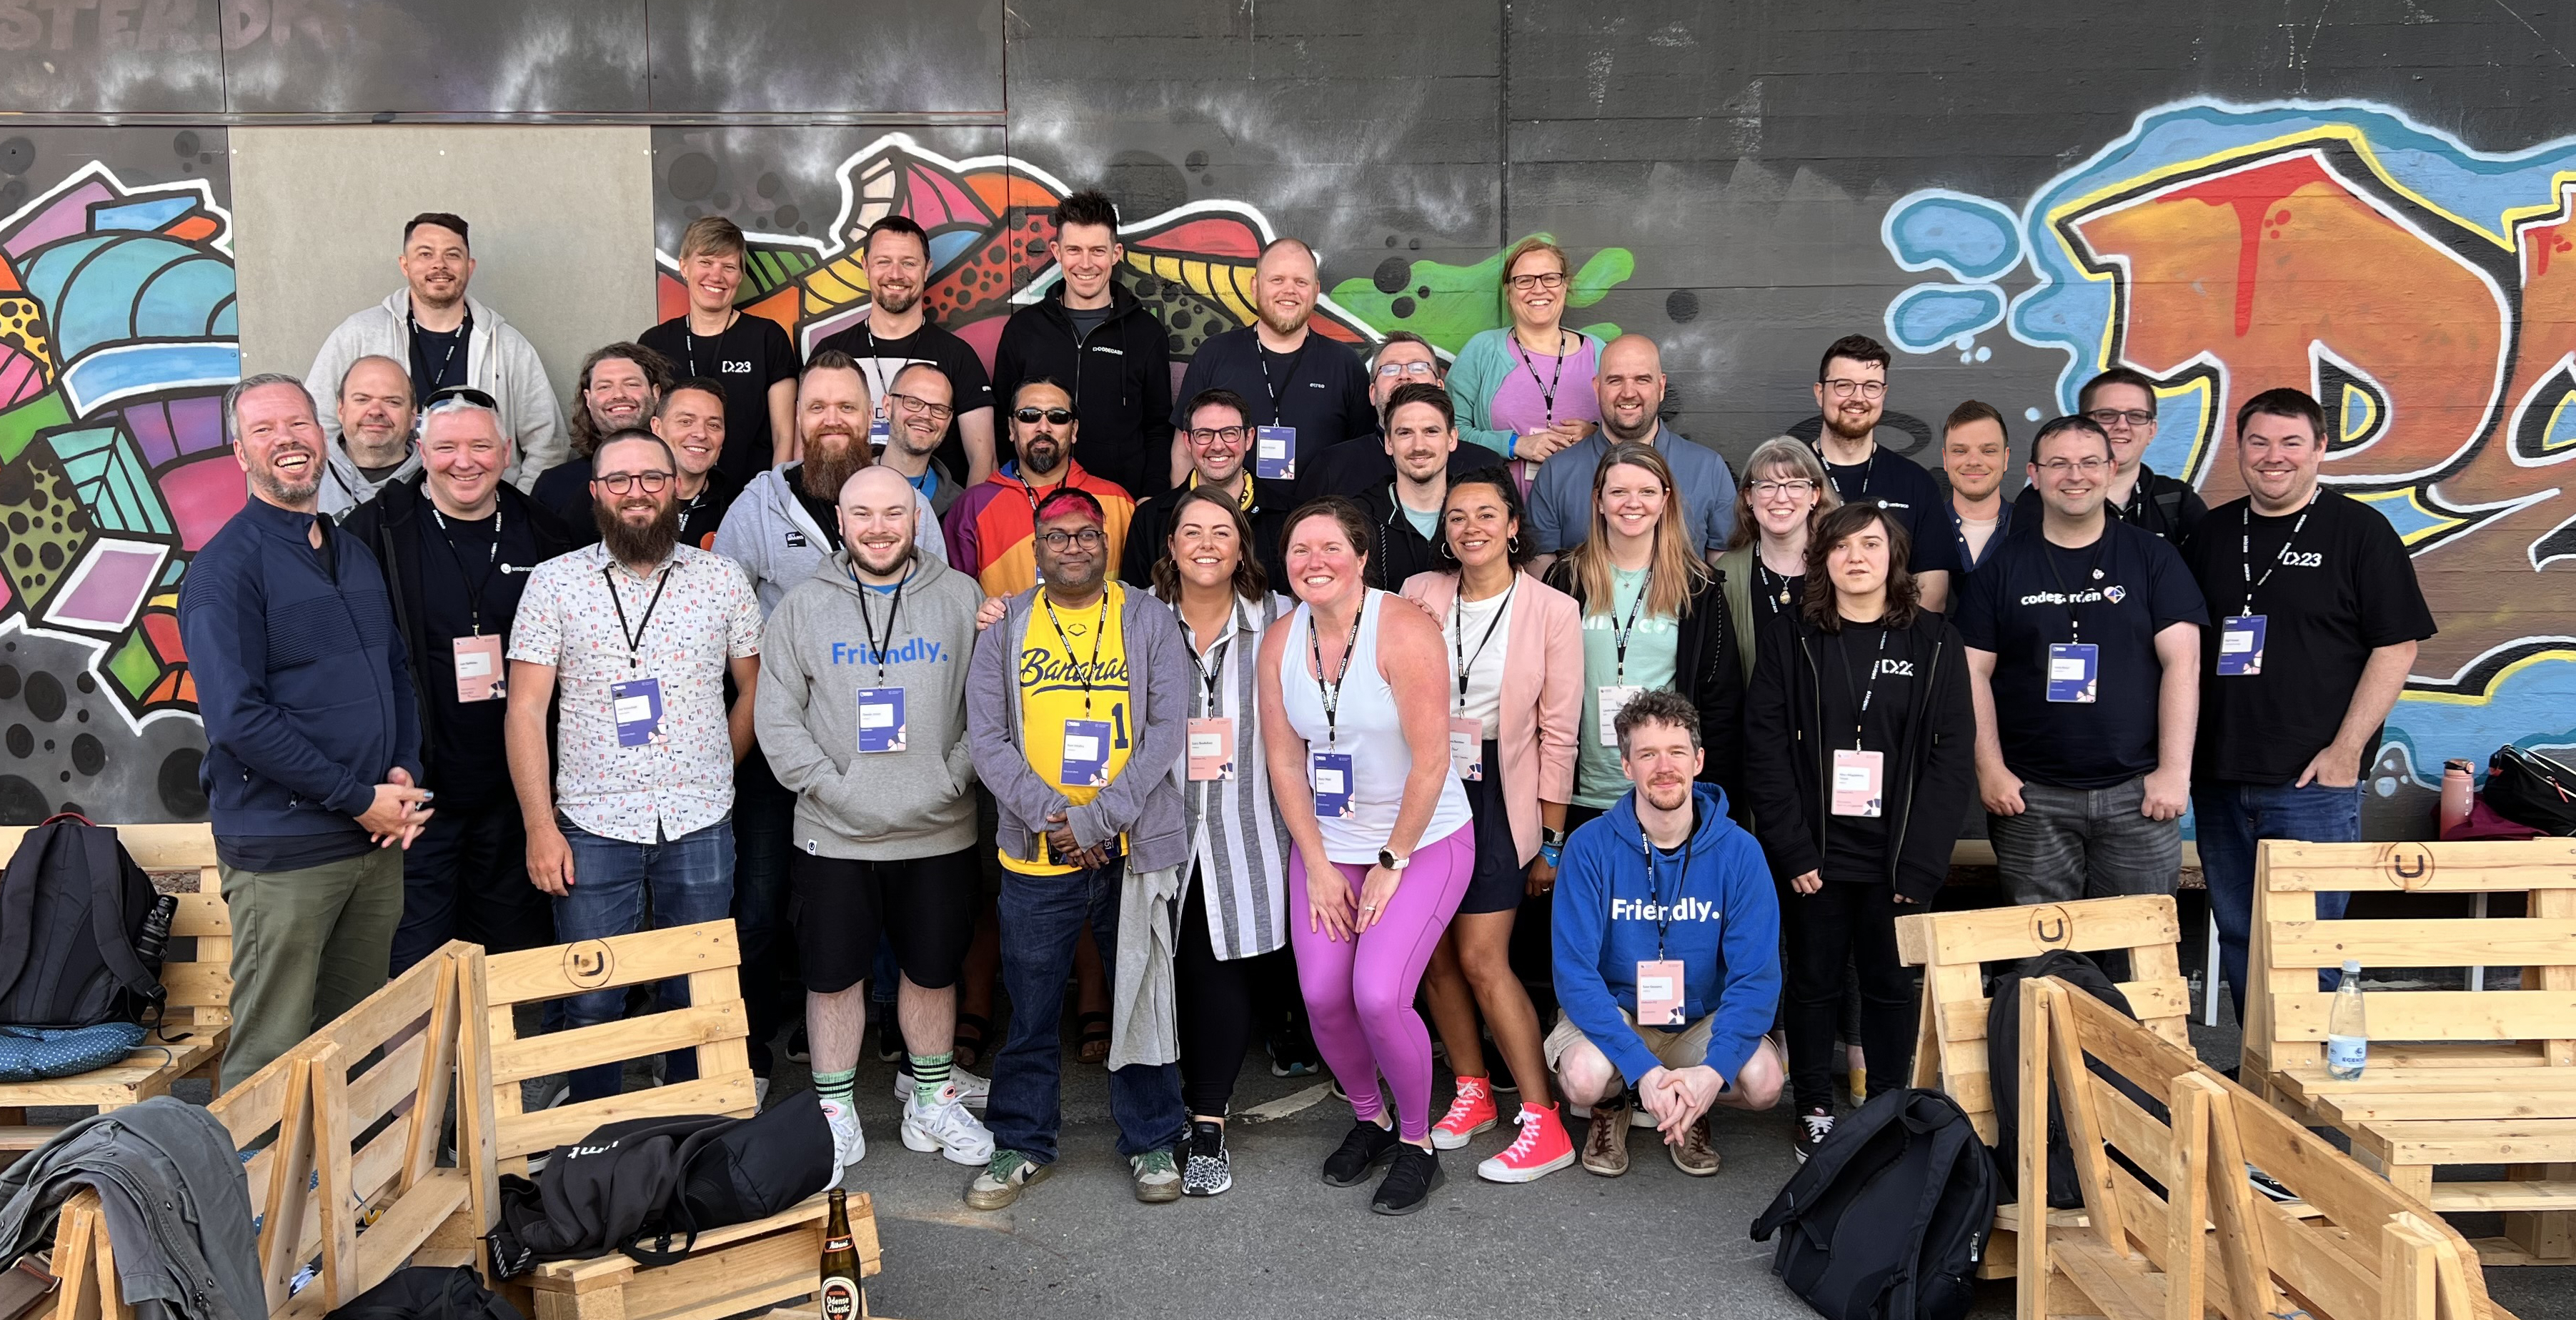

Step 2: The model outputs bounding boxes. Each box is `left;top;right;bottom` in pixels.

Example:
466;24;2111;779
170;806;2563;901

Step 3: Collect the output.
822;1098;865;1173
901;1083;996;1166
894;1066;990;1112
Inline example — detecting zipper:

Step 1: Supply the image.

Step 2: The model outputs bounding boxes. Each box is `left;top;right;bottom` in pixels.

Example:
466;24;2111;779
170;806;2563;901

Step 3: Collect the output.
1889;635;1941;887
1801;634;1828;861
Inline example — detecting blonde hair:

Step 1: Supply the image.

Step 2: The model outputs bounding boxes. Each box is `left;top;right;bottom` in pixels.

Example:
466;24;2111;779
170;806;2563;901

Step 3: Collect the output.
1724;435;1840;551
677;216;747;265
1564;441;1707;619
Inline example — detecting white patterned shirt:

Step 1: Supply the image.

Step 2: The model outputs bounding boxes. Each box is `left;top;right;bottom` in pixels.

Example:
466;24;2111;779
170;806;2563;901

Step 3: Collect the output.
509;543;762;843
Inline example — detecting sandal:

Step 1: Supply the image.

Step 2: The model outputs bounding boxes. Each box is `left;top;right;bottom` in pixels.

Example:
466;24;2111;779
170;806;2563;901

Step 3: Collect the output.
1077;1011;1112;1064
953;1013;993;1071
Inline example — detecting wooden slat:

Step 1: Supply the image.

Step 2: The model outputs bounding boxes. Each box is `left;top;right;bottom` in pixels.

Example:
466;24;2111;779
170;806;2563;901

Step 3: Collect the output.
2052;1233;2169;1320
497;1075;758;1158
2270;991;2576;1042
169;893;229;936
488;1001;747;1084
2427;1181;2576;1212
484;920;740;1007
346;1168;472;1293
341;1031;429;1131
2088;1071;2180;1189
2266;919;2576;968
1896;895;2179;967
159;962;234;1006
1936;976;2192;1044
2356;1119;2576;1165
0;823;219;870
2259;839;2576;890
2322;1091;2576;1122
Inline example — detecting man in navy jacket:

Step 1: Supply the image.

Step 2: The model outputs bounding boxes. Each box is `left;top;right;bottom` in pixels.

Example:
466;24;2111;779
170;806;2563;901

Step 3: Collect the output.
179;374;432;1089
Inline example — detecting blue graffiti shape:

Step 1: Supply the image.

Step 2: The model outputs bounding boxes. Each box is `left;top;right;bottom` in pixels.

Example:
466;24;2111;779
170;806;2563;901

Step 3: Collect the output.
1885;284;2008;355
1881;191;2024;282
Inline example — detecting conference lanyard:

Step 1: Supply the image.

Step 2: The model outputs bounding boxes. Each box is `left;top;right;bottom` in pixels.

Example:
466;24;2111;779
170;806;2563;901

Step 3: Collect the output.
680;309;737;378
603;562;673;670
1638;828;1695;960
2042;537;2108;642
1757;562;1794;616
1511;331;1571;426
410;307;467;389
2238;490;2317;616
1834;625;1891;750
427;505;502;635
1610;570;1653;685
1256;341;1311;420
1308;596;1368;748
849;562;911;686
1190;632;1234;718
1451;582;1515;714
1040;590;1112;716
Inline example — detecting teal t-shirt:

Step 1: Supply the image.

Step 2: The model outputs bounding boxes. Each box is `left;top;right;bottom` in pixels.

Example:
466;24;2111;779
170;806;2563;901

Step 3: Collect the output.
1574;565;1681;808
1401;502;1441;543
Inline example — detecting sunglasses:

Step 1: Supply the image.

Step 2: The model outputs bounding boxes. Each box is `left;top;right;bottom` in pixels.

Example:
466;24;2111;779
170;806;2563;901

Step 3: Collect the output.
424;386;499;411
1013;407;1075;425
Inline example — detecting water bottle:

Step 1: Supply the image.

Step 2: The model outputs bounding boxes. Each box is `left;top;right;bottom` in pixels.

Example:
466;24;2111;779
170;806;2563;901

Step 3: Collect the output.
2326;959;2368;1081
2440;758;2475;835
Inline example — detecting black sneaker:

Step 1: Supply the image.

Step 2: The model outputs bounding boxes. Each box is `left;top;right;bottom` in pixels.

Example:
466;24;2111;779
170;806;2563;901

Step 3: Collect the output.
1321;1120;1401;1187
1182;1119;1232;1197
1371;1144;1443;1216
1268;1033;1320;1078
1794;1106;1835;1165
784;1026;812;1064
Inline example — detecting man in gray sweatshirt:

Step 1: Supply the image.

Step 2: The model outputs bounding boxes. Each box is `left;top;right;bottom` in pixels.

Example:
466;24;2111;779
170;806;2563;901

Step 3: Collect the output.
756;465;992;1174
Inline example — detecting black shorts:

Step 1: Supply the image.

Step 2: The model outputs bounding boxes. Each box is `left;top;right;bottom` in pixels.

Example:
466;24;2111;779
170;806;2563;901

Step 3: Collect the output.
1458;739;1526;915
787;847;980;994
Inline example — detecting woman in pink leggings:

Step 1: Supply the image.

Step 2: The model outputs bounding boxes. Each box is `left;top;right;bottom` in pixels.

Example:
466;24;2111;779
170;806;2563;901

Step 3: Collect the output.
1257;495;1476;1216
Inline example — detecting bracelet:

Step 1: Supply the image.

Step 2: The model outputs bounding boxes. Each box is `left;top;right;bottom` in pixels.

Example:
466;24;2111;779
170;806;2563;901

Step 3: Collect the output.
1538;841;1562;867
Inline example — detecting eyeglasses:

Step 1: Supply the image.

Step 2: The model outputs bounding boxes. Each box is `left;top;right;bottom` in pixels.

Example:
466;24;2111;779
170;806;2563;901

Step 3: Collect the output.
1749;479;1818;497
1037;528;1106;550
2035;457;2111;475
2085;408;2156;428
1506;272;1568;292
593;470;673;493
1822;379;1887;400
1374;361;1438;379
423;386;498;412
1188;426;1248;447
1013;407;1075;426
889;392;954;422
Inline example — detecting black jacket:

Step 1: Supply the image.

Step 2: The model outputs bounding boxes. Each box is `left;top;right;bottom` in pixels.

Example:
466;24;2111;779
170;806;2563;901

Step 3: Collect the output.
991;281;1173;500
1541;558;1746;806
340;476;573;788
1357;481;1446;592
1741;608;1975;902
1120;481;1289;595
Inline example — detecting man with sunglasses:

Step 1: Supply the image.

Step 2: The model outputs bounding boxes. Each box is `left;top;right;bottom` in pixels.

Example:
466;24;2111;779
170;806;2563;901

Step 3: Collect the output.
318;355;422;520
877;363;967;517
992;190;1173;500
341;389;572;976
505;430;765;1103
1165;238;1374;503
2009;367;2207;547
946;379;1138;597
1122;388;1288;590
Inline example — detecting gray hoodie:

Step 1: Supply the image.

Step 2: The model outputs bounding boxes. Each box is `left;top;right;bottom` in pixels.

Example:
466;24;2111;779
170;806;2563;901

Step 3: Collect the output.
715;464;947;617
304;288;565;490
757;547;981;858
317;439;422;521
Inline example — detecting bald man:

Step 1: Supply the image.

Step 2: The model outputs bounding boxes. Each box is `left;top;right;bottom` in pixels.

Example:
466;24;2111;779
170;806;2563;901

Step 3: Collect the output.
1526;334;1739;573
1166;237;1376;508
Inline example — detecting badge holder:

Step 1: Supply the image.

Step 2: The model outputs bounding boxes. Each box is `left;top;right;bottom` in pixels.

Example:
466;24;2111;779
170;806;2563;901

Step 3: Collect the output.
1595;685;1643;746
1831;748;1884;818
2046;642;2099;704
1255;425;1298;481
1311;750;1354;818
1061;718;1113;788
1188;716;1235;781
1448;718;1483;781
453;635;504;703
1636;959;1686;1027
611;678;665;748
857;687;906;754
2218;615;2267;677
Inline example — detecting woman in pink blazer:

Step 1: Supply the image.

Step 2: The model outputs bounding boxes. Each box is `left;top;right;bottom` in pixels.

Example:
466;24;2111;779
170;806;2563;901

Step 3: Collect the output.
1400;467;1586;1185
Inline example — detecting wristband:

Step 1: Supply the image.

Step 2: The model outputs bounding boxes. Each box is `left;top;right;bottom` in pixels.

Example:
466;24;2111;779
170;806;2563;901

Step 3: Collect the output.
1506;431;1518;458
1538;841;1562;868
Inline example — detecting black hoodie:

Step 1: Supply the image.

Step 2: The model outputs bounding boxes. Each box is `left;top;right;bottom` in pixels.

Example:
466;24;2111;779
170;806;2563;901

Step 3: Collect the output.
990;280;1173;500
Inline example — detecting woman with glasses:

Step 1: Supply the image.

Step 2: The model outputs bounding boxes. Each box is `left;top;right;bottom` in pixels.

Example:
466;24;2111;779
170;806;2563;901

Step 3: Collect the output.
1398;468;1585;1183
1444;239;1603;472
1716;438;1841;681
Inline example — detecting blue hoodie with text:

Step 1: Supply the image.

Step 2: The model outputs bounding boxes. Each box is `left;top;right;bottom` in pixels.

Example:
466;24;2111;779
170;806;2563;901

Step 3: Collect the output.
1552;781;1781;1086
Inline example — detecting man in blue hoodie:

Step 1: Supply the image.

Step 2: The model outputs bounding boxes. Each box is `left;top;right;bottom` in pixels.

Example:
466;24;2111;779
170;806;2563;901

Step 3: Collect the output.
1548;688;1782;1179
179;374;432;1090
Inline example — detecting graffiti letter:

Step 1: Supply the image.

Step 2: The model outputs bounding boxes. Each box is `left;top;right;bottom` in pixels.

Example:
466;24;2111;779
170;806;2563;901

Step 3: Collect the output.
220;0;262;49
0;2;39;49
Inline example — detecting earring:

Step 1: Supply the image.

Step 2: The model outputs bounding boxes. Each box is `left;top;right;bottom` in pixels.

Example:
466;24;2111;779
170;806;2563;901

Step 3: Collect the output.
1508;535;1521;554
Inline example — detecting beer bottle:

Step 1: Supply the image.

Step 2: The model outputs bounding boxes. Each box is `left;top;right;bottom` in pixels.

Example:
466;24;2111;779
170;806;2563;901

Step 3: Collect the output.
820;1189;862;1320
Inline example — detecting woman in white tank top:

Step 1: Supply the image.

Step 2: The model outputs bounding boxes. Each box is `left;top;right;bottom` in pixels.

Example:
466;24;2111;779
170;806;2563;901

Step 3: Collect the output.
1258;496;1475;1216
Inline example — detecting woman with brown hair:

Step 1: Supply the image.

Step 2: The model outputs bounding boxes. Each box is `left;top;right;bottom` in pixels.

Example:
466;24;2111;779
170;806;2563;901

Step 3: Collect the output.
1714;436;1840;680
1741;501;1975;1164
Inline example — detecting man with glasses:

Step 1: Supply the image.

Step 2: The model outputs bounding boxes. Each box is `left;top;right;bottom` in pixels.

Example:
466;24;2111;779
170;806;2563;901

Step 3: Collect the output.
1123;388;1288;588
505;430;765;1103
1298;332;1489;500
1958;415;2207;905
1526;334;1737;573
993;190;1173;500
963;486;1190;1210
319;355;421;520
877;363;967;516
652;378;744;551
1809;334;1961;611
815;217;1000;487
342;389;573;975
948;379;1139;597
1166;238;1374;502
2010;367;2207;547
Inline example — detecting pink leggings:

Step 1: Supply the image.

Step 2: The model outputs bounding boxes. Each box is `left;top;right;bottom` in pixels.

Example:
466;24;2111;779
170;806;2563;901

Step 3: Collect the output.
1288;825;1476;1143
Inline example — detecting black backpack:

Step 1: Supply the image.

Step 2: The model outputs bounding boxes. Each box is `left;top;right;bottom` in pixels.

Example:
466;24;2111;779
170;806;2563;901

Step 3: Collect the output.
2484;745;2576;835
1751;1088;1996;1320
487;1089;832;1276
0;815;170;1031
327;1266;518;1320
1986;950;2157;1209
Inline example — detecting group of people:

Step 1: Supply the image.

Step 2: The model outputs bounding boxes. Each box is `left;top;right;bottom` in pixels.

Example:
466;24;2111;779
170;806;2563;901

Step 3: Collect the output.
177;192;2431;1221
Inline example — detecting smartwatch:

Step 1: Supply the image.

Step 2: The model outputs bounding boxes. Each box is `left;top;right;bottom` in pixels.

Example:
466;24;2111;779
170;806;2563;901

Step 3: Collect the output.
1377;848;1410;871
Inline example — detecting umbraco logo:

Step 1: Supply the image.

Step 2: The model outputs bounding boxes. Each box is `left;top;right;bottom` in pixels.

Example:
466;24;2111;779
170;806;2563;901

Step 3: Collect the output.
2027;903;2073;948
564;940;618;989
2382;843;2436;890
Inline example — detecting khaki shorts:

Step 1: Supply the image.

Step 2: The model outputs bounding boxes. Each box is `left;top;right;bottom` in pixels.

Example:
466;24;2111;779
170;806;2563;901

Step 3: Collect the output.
1543;1008;1713;1083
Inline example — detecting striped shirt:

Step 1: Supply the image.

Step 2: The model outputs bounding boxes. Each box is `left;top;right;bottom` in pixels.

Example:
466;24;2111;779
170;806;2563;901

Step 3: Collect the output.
1168;592;1292;961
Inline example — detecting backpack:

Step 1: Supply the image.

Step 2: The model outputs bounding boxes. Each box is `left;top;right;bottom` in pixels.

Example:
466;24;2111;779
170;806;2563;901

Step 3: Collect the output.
2483;745;2576;836
1751;1088;1996;1320
0;815;172;1032
1986;949;2161;1208
327;1266;518;1320
487;1090;832;1276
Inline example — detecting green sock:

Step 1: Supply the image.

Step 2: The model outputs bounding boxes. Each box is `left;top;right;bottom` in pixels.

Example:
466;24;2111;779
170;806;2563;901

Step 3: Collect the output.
815;1067;857;1107
911;1051;953;1106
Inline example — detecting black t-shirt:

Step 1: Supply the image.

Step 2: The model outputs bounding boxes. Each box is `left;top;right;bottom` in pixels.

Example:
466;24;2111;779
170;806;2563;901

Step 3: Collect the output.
1065;305;1112;344
1297;440;1497;502
1170;327;1376;513
639;313;800;487
1817;621;1916;882
810;319;995;484
416;505;542;808
1956;520;2208;788
785;465;845;554
1823;446;1964;578
2179;491;2435;784
678;467;742;552
409;312;471;398
1746;560;1806;647
2011;465;2207;547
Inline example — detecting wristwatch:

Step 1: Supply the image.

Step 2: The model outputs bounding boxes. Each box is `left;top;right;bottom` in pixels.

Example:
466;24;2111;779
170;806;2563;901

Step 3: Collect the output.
1542;825;1569;848
1377;848;1411;871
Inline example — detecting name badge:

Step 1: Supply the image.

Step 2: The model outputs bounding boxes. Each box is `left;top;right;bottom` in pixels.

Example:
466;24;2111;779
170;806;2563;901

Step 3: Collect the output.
1831;748;1884;818
1187;716;1235;781
2218;615;2267;677
452;635;504;703
1311;750;1355;818
1061;718;1113;787
868;412;892;447
1636;958;1686;1027
1255;425;1298;480
1448;717;1484;781
856;687;906;754
2046;642;2099;704
1596;684;1644;745
611;678;665;748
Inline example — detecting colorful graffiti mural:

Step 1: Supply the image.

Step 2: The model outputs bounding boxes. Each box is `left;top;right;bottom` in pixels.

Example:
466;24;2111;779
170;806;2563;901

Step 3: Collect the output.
1879;101;2576;783
653;133;1636;373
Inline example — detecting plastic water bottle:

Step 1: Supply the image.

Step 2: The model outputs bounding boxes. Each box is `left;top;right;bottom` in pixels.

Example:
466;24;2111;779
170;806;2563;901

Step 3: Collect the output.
2326;959;2368;1081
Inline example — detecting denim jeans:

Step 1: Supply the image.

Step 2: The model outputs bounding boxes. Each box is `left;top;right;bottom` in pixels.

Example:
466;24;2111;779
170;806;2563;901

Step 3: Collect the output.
554;816;736;1102
392;798;552;976
732;753;796;1076
1987;777;2182;905
2195;780;2362;1019
985;857;1186;1164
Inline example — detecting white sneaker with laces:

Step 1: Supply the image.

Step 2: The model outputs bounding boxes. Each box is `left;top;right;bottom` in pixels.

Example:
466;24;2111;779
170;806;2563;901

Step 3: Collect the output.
902;1083;996;1166
822;1097;865;1173
893;1066;990;1111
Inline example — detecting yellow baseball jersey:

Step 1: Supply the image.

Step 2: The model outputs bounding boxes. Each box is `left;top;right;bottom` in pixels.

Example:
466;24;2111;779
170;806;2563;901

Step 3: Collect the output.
1004;582;1135;875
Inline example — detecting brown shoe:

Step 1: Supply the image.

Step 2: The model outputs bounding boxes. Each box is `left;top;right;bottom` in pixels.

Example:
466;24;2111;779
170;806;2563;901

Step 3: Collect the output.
1581;1097;1630;1176
1670;1116;1719;1176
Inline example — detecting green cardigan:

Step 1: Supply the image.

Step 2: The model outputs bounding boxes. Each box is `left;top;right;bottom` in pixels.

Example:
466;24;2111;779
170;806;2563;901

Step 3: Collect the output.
1446;327;1606;459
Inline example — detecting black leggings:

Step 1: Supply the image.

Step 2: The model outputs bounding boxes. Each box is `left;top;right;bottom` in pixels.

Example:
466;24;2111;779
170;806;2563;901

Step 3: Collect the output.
1176;872;1256;1117
1783;879;1917;1113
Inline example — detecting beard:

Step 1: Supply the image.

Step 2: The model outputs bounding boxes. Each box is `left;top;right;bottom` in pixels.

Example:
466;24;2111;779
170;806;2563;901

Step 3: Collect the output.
1258;302;1311;337
800;433;870;502
1018;437;1065;477
853;538;915;579
871;283;920;316
1823;407;1878;442
250;455;322;507
596;497;680;566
